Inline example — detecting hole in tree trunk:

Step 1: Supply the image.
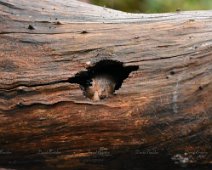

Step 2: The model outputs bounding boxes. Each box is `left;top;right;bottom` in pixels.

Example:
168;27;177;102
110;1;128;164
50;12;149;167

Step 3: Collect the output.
68;59;139;101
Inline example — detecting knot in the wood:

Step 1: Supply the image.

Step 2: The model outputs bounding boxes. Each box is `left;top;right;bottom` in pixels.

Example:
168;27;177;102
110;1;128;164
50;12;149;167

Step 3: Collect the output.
68;59;139;101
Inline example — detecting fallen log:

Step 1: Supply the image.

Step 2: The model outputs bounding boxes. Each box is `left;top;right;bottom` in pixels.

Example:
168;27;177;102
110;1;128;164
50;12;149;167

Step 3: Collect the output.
0;0;211;169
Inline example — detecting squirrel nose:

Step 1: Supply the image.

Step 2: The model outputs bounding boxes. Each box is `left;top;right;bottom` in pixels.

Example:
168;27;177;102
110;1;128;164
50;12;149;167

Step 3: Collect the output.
93;91;100;101
100;95;107;100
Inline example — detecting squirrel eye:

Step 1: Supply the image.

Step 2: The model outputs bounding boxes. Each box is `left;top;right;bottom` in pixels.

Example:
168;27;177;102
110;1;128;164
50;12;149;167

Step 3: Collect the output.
86;79;92;86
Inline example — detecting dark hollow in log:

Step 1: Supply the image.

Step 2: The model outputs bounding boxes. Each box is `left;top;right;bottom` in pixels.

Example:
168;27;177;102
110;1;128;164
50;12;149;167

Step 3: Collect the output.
68;59;139;101
0;0;211;169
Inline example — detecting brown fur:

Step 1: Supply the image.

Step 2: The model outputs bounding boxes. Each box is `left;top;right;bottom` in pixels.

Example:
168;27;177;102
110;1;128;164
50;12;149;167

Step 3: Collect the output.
84;76;115;101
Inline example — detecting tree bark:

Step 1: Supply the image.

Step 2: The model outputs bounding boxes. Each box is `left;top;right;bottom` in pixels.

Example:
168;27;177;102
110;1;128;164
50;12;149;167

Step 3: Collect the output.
0;0;211;169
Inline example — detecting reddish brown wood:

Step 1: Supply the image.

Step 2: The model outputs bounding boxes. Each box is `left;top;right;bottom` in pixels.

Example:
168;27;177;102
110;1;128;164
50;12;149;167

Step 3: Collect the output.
0;0;211;169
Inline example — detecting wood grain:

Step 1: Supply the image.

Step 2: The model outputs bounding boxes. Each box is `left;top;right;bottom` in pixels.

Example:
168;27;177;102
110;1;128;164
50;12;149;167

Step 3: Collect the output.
0;0;211;169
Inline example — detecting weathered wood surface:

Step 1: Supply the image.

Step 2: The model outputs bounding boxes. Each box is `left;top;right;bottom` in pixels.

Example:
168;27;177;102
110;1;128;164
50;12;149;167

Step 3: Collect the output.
0;0;212;169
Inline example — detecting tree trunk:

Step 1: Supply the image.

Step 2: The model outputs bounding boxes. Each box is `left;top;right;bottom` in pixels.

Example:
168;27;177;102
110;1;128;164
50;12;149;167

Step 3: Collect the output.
0;0;211;169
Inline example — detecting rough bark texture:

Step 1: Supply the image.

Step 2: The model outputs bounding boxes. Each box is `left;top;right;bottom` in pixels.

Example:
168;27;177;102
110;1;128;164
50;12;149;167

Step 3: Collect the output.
0;0;211;169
